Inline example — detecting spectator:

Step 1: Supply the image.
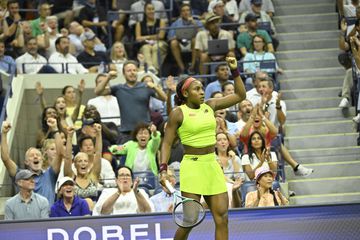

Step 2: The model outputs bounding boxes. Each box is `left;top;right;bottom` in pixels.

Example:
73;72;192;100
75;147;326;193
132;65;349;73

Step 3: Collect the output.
246;79;314;177
43;15;61;58
94;165;154;215
110;0;127;42
239;0;275;18
195;13;235;75
243;35;282;74
209;0;238;33
150;168;177;213
237;13;274;57
5;169;49;220
48;36;89;74
36;106;64;148
50;176;91;217
239;104;278;153
135;2;168;74
1;120;62;205
110;41;128;75
241;131;278;181
246;71;271;106
215;132;242;180
109;122;161;175
190;0;209;17
209;0;239;22
3;0;23;57
140;73;167;114
129;0;167;28
343;0;359;17
78;0;108;42
245;166;288;207
64;125;102;206
41;139;57;171
212;91;238;124
77;31;110;73
0;39;16;74
94;62;166;144
76;133;116;187
62;84;86;130
31;2;52;36
88;74;121;126
222;81;239;114
205;63;232;99
168;3;203;74
16;37;47;74
239;0;276;36
236;99;254;134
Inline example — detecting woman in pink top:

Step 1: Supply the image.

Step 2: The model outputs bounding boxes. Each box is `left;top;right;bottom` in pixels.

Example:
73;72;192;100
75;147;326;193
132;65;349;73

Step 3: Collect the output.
245;166;288;207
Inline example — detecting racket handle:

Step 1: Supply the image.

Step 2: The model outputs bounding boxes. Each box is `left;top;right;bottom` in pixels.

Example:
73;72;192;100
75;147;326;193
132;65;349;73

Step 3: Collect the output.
165;180;176;194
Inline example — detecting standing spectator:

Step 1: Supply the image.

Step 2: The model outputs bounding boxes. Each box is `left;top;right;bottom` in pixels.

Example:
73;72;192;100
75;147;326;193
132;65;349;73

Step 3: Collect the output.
150;168;177;213
0;39;16;74
94;166;154;215
140;73;167;114
239;0;275;18
129;0;167;28
195;13;236;75
78;0;109;42
88;73;121;126
1;120;62;205
16;37;47;74
94;62;166;144
343;0;360;17
3;0;24;57
5;170;49;220
237;13;274;57
205;63;232;99
135;2;168;74
43;16;61;58
48;36;89;74
77;31;110;73
168;3;203;74
245;166;288;207
109;122;161;175
50;176;91;217
31;2;52;36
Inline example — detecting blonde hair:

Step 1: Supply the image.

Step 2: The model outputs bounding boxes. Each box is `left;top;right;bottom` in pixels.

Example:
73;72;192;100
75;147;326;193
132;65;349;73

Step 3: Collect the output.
41;139;56;169
74;152;89;163
110;41;128;61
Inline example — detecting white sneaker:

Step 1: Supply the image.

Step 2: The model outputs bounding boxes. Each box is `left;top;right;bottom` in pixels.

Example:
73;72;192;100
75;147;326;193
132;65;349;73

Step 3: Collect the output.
339;98;350;108
294;165;314;177
353;114;360;123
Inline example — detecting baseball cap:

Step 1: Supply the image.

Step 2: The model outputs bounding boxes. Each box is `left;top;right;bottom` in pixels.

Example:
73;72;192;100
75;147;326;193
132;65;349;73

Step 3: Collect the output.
209;0;225;10
80;31;96;42
15;169;36;182
56;176;75;191
251;0;263;5
245;13;258;22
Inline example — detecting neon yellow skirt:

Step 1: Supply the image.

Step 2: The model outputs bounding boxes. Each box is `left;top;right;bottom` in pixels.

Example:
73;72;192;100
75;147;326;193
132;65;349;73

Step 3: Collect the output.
180;152;227;195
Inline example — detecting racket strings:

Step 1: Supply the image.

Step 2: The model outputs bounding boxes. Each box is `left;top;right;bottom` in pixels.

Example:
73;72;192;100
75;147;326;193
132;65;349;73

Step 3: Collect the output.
174;200;205;228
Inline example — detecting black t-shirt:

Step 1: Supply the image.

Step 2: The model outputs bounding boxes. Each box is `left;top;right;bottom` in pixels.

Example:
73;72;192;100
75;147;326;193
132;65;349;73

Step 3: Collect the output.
77;51;109;69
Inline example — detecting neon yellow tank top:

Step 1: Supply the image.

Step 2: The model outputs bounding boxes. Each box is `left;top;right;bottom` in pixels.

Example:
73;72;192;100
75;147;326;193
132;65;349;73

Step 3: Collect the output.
177;104;216;148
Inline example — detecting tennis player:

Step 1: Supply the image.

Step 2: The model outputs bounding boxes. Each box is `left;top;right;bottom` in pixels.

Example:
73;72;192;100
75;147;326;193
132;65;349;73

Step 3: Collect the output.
160;57;246;240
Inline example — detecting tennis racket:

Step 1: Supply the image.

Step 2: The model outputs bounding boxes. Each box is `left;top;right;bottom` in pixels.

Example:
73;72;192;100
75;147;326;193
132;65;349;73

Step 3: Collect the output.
164;180;206;228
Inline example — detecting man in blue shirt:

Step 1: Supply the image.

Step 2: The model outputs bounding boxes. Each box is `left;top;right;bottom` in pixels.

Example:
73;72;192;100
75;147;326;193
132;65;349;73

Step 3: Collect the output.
0;40;16;75
1;120;62;205
50;177;91;217
168;3;203;74
205;63;232;99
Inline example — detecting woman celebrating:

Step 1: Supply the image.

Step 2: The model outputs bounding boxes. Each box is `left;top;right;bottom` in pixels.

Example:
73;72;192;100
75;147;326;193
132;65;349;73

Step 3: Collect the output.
245;166;288;207
160;57;246;240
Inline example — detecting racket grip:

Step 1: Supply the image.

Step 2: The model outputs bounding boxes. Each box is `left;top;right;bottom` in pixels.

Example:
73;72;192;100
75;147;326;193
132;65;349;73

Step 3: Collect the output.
165;180;176;194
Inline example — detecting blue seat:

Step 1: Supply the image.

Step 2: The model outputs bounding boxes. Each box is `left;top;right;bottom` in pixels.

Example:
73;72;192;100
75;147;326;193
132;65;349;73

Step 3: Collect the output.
258;21;272;35
134;171;157;189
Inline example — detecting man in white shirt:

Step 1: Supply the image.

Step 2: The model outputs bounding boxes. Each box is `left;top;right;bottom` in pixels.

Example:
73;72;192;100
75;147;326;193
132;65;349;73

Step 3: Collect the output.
48;36;88;74
246;71;278;106
88;74;121;126
93;166;154;215
16;37;47;74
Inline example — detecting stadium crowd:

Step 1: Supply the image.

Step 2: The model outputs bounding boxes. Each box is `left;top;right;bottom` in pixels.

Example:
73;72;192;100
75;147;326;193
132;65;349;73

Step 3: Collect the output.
0;0;358;221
